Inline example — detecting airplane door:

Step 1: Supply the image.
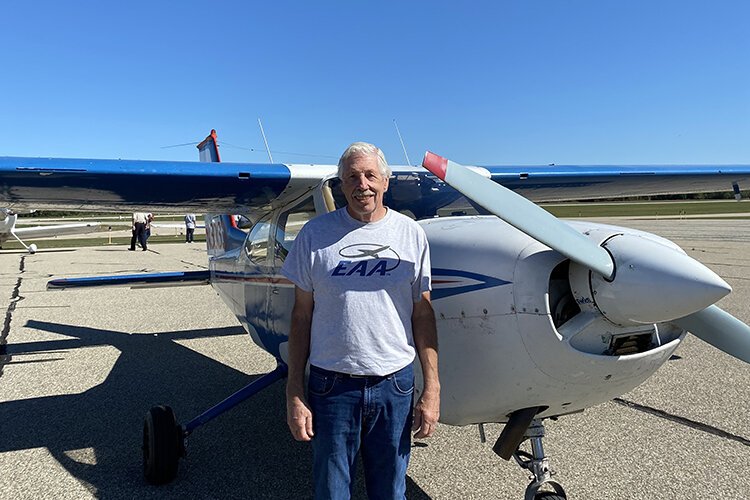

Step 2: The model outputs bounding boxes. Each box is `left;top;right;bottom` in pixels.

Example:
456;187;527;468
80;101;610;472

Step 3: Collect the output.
238;213;275;351
268;196;319;362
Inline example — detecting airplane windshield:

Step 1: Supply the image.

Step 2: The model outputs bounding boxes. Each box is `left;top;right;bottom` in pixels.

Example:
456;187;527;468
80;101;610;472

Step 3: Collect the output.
327;173;490;219
244;214;272;264
274;197;317;263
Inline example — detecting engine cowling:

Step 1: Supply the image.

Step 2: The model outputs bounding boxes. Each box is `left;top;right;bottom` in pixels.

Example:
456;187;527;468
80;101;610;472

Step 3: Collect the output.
418;216;715;426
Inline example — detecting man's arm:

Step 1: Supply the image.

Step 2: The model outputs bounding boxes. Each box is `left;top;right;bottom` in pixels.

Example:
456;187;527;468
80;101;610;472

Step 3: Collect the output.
412;291;440;438
286;286;315;441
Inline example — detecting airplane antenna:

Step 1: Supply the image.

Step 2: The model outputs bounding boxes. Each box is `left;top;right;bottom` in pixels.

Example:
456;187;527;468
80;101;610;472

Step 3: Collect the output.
257;118;274;163
393;119;412;166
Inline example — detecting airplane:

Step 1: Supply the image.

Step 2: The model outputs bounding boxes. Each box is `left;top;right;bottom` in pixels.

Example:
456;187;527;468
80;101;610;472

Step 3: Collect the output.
0;209;101;253
2;131;750;500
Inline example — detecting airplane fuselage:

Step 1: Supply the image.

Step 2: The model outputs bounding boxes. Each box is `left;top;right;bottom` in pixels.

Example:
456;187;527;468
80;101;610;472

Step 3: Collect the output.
205;205;693;427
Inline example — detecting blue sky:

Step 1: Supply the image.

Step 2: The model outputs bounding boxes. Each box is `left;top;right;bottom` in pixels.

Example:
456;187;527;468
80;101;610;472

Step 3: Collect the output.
1;1;748;166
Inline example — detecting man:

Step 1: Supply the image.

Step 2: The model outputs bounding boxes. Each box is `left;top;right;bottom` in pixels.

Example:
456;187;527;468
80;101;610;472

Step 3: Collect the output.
281;142;440;499
184;213;196;243
129;212;148;251
144;213;154;246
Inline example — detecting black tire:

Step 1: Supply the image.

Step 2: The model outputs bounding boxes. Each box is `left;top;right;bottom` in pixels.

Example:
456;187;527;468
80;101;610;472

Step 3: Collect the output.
143;405;181;484
535;493;566;500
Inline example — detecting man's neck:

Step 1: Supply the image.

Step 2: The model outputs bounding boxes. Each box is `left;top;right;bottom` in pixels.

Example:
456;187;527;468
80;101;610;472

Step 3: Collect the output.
346;205;387;223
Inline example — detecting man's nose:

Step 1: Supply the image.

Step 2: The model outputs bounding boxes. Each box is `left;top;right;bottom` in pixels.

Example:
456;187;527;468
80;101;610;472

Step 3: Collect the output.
355;174;368;188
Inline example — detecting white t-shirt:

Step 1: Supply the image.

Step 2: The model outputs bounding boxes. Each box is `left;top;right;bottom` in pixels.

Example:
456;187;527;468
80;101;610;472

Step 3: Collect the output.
281;207;431;376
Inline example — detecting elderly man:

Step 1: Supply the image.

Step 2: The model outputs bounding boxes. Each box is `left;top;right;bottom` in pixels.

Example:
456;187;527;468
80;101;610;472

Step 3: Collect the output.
129;212;148;251
281;142;440;499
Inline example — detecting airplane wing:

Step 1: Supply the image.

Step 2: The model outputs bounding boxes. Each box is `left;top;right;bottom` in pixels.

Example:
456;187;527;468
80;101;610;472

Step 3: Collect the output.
0;157;324;215
14;221;101;239
47;270;211;289
480;163;750;202
2;156;750;215
150;222;205;229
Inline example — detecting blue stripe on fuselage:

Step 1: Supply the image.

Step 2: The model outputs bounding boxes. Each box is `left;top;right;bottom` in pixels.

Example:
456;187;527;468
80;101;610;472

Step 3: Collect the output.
431;268;511;300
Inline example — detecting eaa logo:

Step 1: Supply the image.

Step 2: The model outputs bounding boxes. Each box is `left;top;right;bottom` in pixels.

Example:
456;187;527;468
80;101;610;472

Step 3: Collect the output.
331;243;401;277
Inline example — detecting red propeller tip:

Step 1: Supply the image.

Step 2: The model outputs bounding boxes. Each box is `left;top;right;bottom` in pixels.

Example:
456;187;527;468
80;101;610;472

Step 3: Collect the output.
422;151;448;180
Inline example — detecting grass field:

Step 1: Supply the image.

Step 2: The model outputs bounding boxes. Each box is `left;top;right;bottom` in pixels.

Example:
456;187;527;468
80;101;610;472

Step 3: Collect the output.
543;200;750;218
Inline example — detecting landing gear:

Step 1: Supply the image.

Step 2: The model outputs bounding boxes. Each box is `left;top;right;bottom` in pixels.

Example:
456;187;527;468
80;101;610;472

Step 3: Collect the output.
143;405;184;484
10;231;37;254
141;363;288;484
511;419;566;500
492;410;567;500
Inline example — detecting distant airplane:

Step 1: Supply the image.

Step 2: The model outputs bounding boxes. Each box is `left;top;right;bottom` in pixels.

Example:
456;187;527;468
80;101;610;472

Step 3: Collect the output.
1;131;750;499
0;210;100;253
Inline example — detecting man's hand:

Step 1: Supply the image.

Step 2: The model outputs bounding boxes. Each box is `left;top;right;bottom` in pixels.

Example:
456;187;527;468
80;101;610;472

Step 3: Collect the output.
412;293;440;439
286;393;314;441
286;287;314;442
412;390;440;439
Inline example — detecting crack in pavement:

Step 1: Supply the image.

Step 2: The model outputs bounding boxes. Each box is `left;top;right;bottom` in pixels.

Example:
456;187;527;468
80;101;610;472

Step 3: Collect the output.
0;255;26;377
613;397;750;447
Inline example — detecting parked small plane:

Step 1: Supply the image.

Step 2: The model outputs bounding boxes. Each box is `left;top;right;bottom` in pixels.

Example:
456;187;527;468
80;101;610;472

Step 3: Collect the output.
1;131;749;499
0;210;100;253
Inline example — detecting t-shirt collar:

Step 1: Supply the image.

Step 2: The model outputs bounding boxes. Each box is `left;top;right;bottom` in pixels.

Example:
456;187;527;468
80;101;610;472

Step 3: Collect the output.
342;206;390;228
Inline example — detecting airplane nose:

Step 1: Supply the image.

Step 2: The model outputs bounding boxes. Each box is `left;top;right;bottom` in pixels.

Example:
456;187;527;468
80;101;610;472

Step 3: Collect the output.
584;234;731;326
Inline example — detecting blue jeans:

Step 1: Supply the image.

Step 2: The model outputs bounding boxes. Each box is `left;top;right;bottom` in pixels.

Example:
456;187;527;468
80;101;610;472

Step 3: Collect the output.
308;363;414;500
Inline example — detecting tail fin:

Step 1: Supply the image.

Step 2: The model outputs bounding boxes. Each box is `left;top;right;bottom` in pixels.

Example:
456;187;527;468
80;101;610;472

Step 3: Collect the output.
198;131;245;256
205;214;246;256
197;129;221;162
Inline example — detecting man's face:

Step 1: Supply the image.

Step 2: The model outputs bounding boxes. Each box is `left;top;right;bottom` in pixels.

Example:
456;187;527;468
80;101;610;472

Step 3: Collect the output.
341;154;389;222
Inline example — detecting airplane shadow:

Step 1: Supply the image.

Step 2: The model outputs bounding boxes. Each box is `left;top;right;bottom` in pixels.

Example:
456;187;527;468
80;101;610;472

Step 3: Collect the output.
1;321;431;499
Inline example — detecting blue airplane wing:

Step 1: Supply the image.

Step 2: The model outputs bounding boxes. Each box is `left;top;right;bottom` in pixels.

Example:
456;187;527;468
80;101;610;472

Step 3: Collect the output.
47;270;211;289
483;164;750;202
0;157;294;213
1;156;750;214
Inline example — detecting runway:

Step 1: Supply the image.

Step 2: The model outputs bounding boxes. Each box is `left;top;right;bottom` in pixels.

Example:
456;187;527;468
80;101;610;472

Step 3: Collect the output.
0;219;748;499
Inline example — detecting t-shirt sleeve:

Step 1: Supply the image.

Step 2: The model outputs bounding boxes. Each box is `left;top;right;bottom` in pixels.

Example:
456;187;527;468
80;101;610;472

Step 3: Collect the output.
280;226;314;292
412;228;432;302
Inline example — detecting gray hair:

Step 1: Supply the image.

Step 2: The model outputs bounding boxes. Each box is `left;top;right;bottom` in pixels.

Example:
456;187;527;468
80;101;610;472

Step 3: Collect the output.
337;142;391;179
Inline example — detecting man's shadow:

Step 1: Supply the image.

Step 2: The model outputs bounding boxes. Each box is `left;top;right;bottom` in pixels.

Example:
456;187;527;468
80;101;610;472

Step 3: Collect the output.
1;320;431;499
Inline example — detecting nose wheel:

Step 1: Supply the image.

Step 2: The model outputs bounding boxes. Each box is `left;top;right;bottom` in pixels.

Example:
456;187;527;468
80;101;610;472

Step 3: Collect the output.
511;419;566;500
143;405;185;484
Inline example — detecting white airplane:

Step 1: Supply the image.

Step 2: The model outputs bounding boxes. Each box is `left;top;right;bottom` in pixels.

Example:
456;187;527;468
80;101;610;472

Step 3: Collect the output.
2;132;750;499
0;210;101;253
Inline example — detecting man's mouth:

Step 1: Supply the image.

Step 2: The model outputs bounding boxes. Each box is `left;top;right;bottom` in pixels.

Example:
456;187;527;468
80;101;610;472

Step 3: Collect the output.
353;190;375;201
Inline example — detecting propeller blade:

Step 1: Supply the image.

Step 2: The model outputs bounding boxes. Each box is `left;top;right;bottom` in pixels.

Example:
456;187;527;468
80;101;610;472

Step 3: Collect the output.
673;305;750;363
422;152;615;279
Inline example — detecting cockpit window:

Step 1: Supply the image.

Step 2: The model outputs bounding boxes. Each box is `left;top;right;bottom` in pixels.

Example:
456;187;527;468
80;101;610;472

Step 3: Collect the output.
274;197;317;263
244;214;272;264
326;173;488;219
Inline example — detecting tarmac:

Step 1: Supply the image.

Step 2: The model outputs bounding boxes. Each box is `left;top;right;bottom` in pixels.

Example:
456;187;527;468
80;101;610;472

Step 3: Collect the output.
0;218;748;499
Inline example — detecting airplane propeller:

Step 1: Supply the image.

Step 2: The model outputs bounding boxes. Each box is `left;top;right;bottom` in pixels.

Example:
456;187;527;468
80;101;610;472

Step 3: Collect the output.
672;305;750;363
422;152;615;279
421;151;750;364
